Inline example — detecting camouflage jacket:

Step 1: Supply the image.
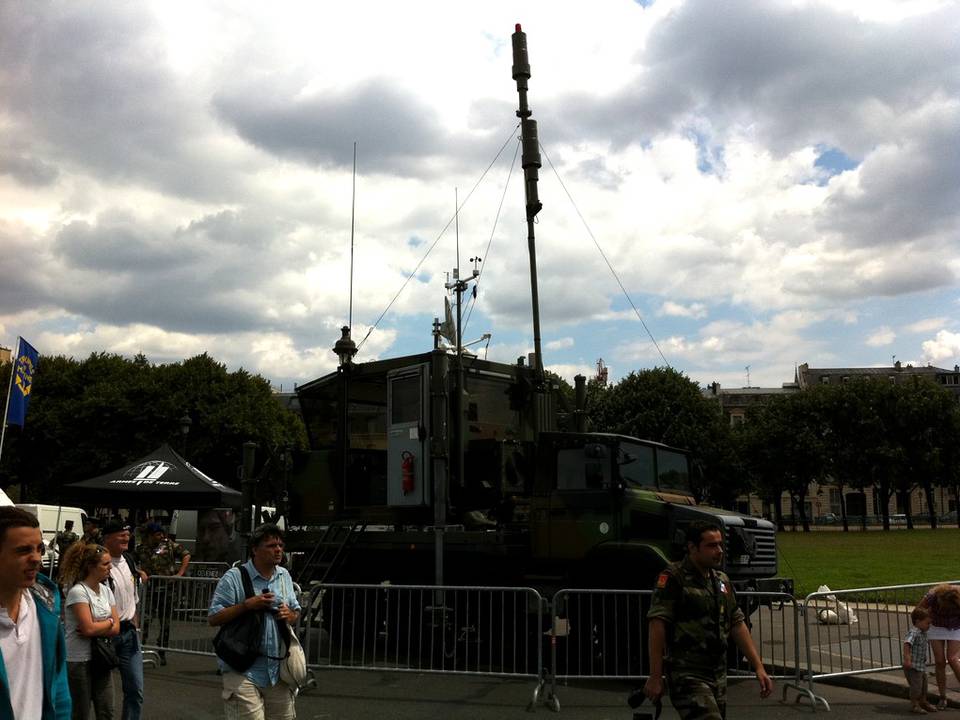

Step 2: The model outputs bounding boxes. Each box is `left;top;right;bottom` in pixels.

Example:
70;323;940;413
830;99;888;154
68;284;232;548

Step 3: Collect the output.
54;530;78;555
136;538;189;576
647;557;744;678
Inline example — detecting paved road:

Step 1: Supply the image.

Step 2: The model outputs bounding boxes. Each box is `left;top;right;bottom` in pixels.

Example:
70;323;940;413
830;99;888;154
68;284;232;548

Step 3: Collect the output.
135;654;928;719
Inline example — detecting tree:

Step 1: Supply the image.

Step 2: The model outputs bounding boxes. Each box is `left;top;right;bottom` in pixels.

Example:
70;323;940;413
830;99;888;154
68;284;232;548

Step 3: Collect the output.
1;352;307;505
586;367;742;505
741;393;830;532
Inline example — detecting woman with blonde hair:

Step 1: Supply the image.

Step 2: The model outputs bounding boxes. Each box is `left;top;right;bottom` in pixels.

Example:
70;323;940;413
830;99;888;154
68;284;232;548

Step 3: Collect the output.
60;542;120;720
918;583;960;710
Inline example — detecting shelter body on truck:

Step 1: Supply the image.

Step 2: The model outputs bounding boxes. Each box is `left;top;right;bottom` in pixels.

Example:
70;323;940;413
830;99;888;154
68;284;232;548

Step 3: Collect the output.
286;24;781;594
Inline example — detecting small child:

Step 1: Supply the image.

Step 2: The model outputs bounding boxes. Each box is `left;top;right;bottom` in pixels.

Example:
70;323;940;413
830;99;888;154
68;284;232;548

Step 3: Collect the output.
904;606;938;714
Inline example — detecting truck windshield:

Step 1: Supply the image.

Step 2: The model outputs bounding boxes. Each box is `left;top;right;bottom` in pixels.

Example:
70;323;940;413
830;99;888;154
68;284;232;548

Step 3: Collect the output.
656;449;690;492
618;442;691;493
617;443;656;488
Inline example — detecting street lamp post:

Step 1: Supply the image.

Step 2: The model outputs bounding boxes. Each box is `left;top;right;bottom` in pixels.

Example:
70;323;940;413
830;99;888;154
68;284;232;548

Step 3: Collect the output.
179;413;192;458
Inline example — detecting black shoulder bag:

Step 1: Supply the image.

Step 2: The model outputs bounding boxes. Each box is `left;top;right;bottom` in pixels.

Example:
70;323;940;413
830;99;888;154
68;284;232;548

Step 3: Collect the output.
212;566;263;672
80;584;119;675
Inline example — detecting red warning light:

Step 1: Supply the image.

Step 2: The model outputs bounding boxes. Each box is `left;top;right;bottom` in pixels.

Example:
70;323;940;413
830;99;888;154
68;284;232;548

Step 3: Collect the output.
515;23;522;33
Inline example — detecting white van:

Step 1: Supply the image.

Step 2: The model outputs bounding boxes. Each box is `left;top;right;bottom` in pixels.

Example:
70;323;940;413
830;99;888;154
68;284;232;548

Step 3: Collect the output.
16;504;88;571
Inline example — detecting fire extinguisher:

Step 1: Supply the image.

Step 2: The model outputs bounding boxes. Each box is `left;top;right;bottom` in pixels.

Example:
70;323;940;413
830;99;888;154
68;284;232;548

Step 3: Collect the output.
401;451;415;495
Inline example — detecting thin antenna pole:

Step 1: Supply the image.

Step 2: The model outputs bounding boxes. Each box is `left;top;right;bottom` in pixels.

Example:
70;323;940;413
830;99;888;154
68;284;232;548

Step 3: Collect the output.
0;337;21;464
455;187;460;281
349;142;357;329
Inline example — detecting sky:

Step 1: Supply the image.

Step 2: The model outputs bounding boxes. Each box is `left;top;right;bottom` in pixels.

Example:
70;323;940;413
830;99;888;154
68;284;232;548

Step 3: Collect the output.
1;0;959;393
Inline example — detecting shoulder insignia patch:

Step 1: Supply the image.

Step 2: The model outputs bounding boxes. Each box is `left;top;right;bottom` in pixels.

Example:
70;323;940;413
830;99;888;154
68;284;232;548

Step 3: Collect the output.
656;572;670;589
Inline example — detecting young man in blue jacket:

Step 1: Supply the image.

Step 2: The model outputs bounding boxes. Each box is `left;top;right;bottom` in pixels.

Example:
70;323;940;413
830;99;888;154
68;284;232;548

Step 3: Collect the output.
0;506;71;720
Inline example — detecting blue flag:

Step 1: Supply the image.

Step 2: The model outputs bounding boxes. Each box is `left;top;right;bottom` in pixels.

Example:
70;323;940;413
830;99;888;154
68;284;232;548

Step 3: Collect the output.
6;338;39;427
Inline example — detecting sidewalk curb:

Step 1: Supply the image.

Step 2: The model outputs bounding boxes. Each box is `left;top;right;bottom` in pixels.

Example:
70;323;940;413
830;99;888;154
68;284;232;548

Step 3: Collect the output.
821;672;960;708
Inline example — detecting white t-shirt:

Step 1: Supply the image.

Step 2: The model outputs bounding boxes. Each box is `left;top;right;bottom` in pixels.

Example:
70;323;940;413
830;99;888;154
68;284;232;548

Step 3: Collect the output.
0;589;43;720
109;555;138;622
65;582;116;661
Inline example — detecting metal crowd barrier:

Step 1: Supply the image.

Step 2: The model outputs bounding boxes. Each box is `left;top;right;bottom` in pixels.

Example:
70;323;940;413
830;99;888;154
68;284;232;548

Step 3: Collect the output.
799;580;960;711
187;562;231;579
139;575;221;657
133;574;960;714
300;583;547;707
546;589;806;712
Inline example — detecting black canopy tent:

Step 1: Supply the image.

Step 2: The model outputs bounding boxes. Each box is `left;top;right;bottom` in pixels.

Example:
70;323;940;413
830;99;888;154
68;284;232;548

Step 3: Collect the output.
63;444;242;509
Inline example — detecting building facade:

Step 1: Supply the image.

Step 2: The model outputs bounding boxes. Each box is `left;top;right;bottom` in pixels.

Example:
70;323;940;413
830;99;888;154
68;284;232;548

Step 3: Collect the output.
706;362;960;525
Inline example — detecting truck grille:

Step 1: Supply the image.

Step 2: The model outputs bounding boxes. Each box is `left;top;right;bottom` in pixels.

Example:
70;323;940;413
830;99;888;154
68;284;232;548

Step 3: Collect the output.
724;525;777;567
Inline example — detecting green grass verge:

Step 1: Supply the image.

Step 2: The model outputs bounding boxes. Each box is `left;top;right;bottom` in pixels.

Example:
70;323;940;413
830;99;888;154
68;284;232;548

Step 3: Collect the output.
776;528;960;597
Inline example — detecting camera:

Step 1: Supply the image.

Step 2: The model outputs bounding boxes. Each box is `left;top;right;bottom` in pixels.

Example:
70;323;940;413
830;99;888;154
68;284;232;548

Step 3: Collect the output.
627;688;661;720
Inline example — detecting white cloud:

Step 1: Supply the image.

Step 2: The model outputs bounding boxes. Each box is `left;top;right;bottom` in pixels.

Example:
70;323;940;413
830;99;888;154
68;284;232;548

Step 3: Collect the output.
0;0;958;392
921;331;960;364
866;326;895;347
546;337;574;351
904;317;948;334
659;301;708;319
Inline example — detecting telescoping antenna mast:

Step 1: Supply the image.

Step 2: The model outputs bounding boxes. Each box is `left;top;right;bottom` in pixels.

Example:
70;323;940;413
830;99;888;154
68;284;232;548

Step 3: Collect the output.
511;24;545;386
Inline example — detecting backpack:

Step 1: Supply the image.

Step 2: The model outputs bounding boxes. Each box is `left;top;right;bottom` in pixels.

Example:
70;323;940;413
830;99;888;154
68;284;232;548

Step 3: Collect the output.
212;566;263;672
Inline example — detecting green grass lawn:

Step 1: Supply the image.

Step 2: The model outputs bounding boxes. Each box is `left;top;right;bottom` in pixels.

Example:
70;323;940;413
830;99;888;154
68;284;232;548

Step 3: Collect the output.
776;528;960;597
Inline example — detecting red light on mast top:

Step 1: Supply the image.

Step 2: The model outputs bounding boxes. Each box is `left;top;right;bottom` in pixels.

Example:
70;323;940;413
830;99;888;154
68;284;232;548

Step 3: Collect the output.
515;24;522;32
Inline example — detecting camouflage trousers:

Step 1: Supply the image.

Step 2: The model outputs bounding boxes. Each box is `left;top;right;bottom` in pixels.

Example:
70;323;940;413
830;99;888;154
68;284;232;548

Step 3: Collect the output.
668;674;726;720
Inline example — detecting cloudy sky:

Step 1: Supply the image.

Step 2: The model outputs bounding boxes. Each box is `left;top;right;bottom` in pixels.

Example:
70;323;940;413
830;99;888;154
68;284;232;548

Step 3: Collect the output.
2;0;959;392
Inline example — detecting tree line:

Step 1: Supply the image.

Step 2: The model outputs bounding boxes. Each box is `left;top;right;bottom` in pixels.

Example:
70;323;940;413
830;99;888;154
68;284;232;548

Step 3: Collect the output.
0;352;307;503
583;368;960;532
4;352;959;533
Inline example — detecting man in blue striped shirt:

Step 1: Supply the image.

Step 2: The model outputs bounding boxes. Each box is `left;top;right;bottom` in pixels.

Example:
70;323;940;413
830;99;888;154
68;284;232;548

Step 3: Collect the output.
209;524;300;719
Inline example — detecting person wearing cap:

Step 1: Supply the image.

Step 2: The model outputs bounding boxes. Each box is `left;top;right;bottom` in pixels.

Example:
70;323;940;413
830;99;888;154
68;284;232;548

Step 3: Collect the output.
81;518;102;547
135;523;189;665
102;520;143;720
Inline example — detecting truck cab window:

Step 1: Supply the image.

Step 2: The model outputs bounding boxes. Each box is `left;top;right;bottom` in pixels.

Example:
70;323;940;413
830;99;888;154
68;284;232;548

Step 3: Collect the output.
556;448;610;490
617;443;656;488
656;449;690;492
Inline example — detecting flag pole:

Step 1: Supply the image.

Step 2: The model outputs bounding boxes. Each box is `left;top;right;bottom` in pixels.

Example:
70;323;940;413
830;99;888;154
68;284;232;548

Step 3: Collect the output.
0;336;21;464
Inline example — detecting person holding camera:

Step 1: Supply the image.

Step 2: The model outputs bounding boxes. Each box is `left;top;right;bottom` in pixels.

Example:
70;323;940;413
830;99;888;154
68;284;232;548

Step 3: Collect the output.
644;521;773;719
208;523;300;719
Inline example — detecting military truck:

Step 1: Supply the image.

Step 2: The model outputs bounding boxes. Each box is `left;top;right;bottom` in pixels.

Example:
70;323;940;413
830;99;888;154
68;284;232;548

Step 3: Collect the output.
284;25;781;595
288;348;779;594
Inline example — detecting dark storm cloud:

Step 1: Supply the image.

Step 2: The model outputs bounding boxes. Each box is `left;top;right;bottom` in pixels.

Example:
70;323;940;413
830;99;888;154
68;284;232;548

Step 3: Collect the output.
817;107;960;247
54;214;193;272
216;79;446;175
0;147;59;186
547;0;960;156
214;77;513;177
40;209;315;335
785;256;955;301
0;3;243;200
0;222;50;312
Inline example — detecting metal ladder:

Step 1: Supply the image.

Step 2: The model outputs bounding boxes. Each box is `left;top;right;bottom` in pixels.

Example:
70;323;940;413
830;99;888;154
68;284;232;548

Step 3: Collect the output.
295;522;365;586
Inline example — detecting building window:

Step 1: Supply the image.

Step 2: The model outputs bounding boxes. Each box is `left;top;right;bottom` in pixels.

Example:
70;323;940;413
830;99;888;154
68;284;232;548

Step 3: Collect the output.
841;376;850;383
820;376;830;384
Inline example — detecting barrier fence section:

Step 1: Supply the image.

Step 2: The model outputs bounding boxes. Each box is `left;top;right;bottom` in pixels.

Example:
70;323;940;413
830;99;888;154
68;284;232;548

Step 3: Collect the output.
547;589;808;712
801;580;960;708
137;576;960;714
299;583;547;706
139;575;221;659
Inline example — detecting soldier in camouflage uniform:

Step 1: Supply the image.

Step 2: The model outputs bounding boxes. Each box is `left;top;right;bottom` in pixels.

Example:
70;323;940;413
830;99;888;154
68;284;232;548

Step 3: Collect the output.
52;520;79;578
645;521;773;719
136;523;191;663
